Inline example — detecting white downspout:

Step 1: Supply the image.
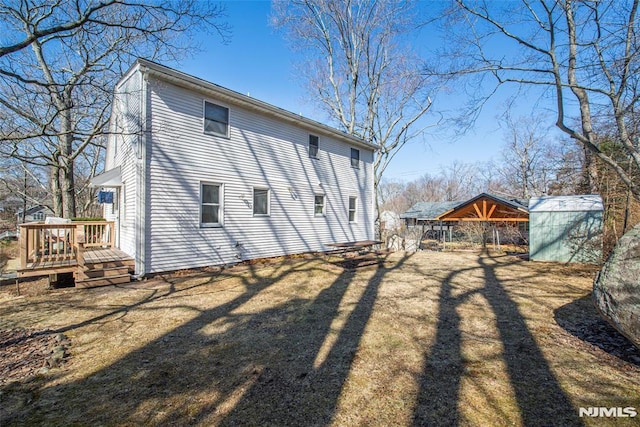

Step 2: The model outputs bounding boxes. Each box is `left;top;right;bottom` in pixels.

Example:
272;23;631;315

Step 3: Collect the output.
136;65;148;278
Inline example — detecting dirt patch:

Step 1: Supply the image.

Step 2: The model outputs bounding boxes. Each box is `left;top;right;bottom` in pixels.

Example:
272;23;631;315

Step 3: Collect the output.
0;329;71;386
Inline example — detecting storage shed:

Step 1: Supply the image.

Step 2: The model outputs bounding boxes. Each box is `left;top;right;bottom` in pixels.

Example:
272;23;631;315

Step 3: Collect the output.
528;195;604;263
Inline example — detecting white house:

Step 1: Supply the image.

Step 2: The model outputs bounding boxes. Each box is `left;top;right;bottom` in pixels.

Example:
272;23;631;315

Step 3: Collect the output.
92;59;377;277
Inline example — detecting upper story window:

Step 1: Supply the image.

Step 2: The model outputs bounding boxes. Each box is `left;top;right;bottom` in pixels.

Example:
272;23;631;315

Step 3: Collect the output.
253;188;270;216
309;134;319;159
33;212;45;221
350;148;360;168
201;182;223;227
204;101;229;137
314;194;325;216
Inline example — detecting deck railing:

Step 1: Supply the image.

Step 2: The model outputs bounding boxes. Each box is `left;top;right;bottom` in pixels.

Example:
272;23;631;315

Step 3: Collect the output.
19;221;115;270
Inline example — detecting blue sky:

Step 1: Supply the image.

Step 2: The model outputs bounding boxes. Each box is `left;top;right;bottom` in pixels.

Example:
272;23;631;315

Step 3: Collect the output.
179;1;557;182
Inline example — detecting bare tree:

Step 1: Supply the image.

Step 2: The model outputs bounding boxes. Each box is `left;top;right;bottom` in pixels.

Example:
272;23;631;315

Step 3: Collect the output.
0;0;229;218
497;114;554;198
272;0;434;226
0;158;50;224
441;0;640;199
439;161;482;201
378;179;410;213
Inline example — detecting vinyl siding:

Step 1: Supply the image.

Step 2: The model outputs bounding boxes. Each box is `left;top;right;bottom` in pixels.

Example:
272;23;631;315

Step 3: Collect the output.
103;70;142;258
144;76;374;273
529;210;603;264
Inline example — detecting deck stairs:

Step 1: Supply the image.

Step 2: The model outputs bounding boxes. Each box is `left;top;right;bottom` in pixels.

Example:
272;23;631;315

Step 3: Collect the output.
75;259;134;288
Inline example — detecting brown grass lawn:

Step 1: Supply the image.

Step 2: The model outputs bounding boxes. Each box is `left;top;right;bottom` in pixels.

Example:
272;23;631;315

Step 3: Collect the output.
1;251;639;426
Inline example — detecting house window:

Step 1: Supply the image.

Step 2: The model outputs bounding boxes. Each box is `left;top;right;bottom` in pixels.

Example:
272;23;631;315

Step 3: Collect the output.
204;101;229;137
33;212;44;221
201;183;223;227
253;188;270;216
309;134;319;159
314;195;325;216
350;148;360;168
349;196;357;222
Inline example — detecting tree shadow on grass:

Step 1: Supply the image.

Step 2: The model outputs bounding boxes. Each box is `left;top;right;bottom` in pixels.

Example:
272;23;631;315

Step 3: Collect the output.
413;252;583;427
214;254;410;425
2;253;411;426
554;295;640;367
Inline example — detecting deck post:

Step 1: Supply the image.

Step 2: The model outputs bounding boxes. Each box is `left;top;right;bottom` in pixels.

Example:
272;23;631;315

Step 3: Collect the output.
19;226;27;270
109;221;115;248
75;224;85;249
77;240;85;268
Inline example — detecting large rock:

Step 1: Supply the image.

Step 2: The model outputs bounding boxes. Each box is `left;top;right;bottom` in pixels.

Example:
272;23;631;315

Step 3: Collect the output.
593;222;640;349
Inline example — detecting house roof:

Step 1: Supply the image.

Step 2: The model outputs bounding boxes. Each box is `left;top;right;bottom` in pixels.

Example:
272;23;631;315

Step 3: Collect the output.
400;201;461;220
528;195;603;212
16;205;53;216
124;58;379;152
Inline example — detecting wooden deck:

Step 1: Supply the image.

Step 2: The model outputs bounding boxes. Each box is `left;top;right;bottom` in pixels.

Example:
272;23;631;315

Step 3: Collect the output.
18;247;133;278
18;221;134;287
81;247;132;264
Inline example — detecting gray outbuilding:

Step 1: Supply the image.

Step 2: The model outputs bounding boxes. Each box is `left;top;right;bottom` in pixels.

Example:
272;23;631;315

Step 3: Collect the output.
528;195;604;263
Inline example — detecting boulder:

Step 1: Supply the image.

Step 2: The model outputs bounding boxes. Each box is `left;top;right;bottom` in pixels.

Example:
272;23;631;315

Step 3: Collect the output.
593;222;640;350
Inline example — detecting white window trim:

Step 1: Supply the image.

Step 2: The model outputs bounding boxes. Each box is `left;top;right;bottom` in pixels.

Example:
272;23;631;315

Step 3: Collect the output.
350;148;360;169
253;187;271;217
309;134;319;159
349;196;357;223
200;182;224;228
314;194;326;216
203;100;230;138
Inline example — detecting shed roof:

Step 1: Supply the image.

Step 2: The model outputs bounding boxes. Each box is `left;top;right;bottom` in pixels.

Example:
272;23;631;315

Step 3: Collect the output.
528;195;603;212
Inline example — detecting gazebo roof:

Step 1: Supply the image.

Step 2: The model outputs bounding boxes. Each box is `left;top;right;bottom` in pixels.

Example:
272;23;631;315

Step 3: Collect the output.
436;193;529;222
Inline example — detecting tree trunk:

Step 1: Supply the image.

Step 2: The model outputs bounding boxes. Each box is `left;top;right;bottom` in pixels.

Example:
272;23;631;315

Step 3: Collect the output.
51;166;63;217
581;146;599;194
60;111;76;219
61;156;76;218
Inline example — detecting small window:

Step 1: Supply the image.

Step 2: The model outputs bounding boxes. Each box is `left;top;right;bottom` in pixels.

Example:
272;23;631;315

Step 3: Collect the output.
309;134;319;159
350;148;360;168
33;212;44;221
348;196;357;222
201;183;223;227
314;195;325;216
204;101;229;137
253;188;270;216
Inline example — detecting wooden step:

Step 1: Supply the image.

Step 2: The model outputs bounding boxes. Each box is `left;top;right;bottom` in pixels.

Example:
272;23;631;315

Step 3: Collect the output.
75;274;131;288
77;266;131;280
83;259;134;271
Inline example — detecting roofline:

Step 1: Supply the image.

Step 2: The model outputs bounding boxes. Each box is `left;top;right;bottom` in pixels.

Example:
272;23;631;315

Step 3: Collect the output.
528;194;604;212
434;193;529;221
123;58;378;152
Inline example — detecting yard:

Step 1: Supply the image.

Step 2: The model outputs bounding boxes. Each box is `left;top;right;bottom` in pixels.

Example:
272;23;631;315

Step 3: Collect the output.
0;251;638;426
